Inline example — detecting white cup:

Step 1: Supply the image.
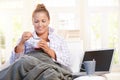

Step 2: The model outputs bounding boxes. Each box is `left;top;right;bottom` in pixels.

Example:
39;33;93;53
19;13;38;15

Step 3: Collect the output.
26;37;41;48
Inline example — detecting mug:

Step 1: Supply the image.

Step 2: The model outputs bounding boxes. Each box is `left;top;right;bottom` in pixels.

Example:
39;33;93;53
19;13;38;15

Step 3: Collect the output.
83;60;96;75
26;37;41;48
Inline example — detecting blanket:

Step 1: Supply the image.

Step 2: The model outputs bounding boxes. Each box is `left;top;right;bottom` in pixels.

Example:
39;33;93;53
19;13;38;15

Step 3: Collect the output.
0;50;73;80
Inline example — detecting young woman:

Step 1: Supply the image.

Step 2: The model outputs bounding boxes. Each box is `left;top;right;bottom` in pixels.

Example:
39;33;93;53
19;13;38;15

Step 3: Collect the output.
0;4;73;80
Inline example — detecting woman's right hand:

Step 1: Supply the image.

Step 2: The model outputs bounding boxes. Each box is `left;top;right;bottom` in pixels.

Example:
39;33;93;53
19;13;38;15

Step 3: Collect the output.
20;32;33;44
15;32;32;53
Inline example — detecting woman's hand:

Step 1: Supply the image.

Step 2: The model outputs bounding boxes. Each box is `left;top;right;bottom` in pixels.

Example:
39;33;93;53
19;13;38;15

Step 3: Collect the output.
20;32;33;44
15;32;32;53
37;39;56;59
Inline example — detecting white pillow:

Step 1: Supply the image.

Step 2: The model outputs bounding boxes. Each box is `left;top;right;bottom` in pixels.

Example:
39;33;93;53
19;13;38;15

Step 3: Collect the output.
67;40;84;73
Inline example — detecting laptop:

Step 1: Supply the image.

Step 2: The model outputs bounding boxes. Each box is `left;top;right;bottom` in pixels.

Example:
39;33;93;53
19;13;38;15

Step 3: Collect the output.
73;49;114;77
79;49;114;76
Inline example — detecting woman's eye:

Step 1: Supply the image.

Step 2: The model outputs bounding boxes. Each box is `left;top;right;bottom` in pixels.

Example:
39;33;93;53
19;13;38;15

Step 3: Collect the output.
34;20;39;23
42;20;46;23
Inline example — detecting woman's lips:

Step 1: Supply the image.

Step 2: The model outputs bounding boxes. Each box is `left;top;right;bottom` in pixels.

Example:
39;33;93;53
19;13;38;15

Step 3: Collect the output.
37;26;42;30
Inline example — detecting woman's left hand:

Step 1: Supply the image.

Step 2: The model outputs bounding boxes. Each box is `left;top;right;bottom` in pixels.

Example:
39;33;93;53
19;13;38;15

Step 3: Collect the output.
37;39;56;59
37;39;50;53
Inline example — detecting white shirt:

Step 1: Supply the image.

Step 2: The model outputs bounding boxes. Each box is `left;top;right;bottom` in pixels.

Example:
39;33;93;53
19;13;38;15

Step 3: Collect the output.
10;27;71;68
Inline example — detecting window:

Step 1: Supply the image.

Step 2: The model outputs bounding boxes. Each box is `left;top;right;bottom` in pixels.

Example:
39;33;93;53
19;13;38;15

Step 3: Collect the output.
85;0;120;67
40;0;80;40
87;0;119;7
0;0;24;64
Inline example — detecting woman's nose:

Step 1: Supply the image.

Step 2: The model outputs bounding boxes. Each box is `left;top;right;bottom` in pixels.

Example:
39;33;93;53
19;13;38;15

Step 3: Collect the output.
39;22;42;26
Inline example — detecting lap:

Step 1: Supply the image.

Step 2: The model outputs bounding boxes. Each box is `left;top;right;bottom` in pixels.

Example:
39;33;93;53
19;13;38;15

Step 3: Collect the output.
13;51;54;68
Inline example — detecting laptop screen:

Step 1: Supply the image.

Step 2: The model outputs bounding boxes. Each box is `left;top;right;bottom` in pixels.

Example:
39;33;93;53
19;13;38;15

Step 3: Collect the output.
80;49;114;73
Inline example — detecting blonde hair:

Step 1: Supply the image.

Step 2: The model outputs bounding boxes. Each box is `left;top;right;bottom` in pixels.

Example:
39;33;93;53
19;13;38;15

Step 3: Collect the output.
32;4;50;20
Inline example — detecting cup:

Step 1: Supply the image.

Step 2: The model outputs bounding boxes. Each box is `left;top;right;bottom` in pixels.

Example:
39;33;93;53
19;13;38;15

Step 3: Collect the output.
26;37;41;48
83;60;96;75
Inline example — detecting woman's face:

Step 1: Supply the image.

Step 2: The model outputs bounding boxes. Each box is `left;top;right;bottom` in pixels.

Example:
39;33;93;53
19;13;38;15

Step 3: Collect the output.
32;12;50;35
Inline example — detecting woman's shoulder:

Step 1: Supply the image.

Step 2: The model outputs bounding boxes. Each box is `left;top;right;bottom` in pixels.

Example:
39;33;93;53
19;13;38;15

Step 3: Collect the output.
49;27;67;42
49;32;66;43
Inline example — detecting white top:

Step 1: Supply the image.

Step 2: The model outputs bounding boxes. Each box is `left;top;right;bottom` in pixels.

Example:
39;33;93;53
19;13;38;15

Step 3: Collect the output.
10;27;71;68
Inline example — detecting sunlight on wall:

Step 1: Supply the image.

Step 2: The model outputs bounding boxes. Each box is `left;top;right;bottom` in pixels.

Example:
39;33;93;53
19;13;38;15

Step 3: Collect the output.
0;1;23;9
40;0;76;7
87;0;119;7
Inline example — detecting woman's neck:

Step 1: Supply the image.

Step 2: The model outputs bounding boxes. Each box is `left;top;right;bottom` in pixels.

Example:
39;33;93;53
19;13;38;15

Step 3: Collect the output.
37;31;49;42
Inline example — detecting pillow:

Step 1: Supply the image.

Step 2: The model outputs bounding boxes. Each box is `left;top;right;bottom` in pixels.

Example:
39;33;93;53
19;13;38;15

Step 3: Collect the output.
67;40;84;73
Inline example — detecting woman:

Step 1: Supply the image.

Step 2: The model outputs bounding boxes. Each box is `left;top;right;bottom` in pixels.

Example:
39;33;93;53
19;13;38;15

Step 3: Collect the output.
0;4;73;80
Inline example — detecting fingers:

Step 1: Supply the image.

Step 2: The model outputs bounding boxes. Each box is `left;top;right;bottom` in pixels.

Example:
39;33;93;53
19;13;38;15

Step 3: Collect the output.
21;32;33;43
38;40;47;48
23;32;32;38
37;39;49;52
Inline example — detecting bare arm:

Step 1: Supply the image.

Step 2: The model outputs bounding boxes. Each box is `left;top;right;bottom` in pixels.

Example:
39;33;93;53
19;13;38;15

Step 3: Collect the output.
15;32;32;53
15;41;25;53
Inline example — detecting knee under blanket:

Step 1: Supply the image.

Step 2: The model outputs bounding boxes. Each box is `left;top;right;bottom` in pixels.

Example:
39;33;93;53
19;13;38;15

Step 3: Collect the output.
0;50;73;80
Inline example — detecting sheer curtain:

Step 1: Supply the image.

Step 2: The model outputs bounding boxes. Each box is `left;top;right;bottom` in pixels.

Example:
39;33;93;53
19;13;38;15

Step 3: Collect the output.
83;0;120;70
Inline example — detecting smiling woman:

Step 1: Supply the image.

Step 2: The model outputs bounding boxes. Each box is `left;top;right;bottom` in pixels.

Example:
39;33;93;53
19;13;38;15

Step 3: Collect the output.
0;3;73;80
0;0;80;65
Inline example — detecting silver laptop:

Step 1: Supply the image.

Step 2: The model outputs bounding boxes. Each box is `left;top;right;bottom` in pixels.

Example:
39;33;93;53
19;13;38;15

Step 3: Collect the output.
78;49;114;76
